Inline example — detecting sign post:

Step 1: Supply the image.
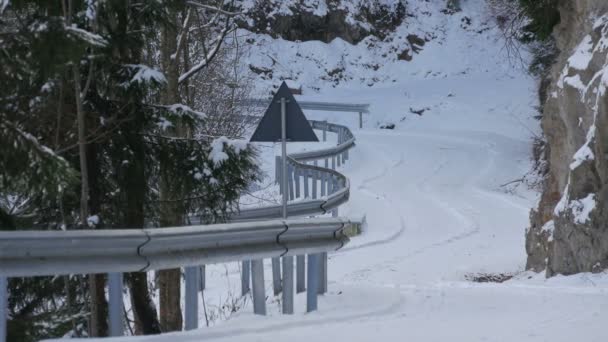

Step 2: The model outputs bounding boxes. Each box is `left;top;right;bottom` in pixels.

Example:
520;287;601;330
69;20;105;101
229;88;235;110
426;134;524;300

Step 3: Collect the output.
250;82;318;315
281;97;288;218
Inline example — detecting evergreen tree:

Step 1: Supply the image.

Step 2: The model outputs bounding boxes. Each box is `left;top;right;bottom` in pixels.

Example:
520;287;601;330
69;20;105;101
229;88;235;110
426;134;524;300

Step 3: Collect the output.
1;0;258;338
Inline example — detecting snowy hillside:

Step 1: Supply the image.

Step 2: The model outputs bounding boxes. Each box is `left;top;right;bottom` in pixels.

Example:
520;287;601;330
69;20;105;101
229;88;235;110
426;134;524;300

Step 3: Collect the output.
48;0;608;341
242;1;503;94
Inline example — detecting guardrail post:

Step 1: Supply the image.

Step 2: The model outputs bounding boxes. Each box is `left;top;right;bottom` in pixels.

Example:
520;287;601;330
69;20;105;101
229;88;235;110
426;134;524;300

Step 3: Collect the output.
276;156;282;194
199;265;206;291
322;121;327;142
312;170;318;199
324;158;328;168
296;255;305;293
108;273;123;337
303;169;309;198
337;153;341;167
306;254;319;312
318;253;327;294
185;266;199;330
251;259;267;315
331;156;336;170
0;276;6;342
359;112;363;129
241;260;250;296
282;256;294;314
321;172;326;197
288;165;295;201
294;167;300;199
272;258;282;295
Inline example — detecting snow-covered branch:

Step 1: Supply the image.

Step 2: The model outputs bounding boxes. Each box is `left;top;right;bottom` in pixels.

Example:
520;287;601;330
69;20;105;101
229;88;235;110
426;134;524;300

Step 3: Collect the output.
171;9;192;61
177;25;233;84
186;1;244;17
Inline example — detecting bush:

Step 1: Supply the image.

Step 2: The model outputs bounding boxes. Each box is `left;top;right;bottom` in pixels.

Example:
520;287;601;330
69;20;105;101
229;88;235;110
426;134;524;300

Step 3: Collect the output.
519;0;560;41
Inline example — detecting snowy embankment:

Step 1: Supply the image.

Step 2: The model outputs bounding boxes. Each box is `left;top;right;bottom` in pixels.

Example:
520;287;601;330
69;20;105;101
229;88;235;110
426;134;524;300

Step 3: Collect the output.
51;1;608;341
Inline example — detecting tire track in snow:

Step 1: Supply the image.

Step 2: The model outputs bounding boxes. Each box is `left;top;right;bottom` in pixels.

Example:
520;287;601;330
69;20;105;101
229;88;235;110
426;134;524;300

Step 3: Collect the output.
339;149;408;252
181;291;407;341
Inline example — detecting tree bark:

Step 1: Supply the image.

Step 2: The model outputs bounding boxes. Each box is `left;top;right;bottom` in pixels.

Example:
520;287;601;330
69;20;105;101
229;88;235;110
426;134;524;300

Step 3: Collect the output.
73;62;102;337
124;125;161;335
127;273;161;335
157;8;185;332
87;141;109;336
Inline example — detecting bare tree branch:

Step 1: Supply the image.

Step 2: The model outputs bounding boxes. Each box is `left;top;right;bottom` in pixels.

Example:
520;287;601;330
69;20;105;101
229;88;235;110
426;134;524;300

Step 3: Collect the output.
186;1;243;16
178;24;233;84
171;9;192;61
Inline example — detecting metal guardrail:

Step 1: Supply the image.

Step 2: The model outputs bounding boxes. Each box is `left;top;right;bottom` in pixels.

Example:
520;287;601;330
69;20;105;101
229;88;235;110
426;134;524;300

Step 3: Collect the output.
0;108;361;341
229;118;358;315
232;120;354;221
241;98;370;128
0;217;353;338
0;217;352;278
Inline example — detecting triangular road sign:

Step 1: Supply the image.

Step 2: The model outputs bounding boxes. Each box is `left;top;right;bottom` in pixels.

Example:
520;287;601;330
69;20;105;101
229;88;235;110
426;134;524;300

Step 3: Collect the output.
250;82;319;142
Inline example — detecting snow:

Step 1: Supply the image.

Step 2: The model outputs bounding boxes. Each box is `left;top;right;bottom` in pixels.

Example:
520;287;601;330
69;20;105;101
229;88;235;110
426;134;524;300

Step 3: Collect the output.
569;193;596;224
563;74;586;92
541;220;555;241
570;135;595;170
237;0;400;22
554;181;570;216
85;0;97;21
568;35;594;71
124;64;167;85
65;25;107;47
166;103;207;119
46;1;608;342
0;0;9;13
209;137;248;166
86;215;100;228
157;117;172;130
209;139;229;166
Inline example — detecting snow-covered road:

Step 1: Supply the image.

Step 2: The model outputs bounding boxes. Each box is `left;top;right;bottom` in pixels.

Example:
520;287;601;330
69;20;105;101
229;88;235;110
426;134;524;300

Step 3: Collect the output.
76;93;608;342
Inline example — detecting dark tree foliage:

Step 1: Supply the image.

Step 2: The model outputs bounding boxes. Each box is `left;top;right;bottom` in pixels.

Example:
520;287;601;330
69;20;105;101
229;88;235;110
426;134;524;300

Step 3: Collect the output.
1;0;259;339
519;0;560;41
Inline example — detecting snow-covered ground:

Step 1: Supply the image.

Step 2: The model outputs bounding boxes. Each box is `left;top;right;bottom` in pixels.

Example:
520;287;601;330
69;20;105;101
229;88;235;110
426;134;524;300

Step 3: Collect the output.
51;1;608;341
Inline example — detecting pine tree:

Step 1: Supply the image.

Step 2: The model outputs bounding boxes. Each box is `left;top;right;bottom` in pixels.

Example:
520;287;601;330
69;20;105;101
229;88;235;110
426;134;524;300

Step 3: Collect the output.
1;0;259;338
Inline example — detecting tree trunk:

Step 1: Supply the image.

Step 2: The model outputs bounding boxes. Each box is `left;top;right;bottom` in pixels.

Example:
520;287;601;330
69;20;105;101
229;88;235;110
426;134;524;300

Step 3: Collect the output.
73;63;102;338
157;269;182;331
124;130;161;335
157;8;185;332
87;141;109;336
127;273;161;335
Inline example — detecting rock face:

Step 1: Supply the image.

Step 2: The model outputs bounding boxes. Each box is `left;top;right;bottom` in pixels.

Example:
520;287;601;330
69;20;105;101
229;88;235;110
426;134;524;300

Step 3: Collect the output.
526;0;608;276
237;0;406;44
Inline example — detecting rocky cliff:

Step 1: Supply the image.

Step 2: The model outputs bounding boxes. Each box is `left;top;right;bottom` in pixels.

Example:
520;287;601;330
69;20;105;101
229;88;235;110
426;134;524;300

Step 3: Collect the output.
236;0;406;44
526;0;608;276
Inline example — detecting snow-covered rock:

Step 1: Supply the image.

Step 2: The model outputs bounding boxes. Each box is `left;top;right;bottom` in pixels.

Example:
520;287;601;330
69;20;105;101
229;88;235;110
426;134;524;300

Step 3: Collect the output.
526;1;608;276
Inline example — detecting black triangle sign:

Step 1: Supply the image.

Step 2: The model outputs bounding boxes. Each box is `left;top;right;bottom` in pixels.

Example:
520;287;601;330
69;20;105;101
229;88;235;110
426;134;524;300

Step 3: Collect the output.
250;82;319;142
